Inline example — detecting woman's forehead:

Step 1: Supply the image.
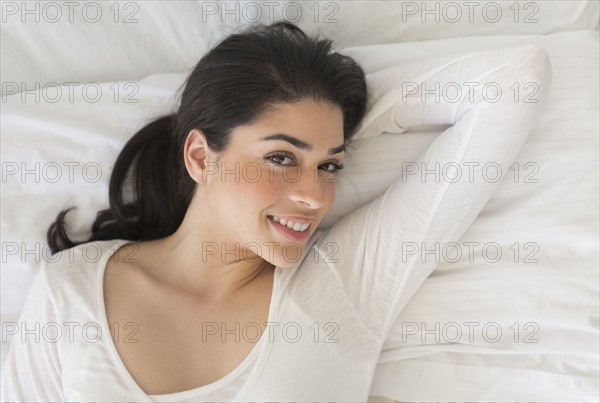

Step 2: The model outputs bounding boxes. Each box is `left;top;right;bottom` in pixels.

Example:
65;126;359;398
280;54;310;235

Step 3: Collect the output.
237;100;344;142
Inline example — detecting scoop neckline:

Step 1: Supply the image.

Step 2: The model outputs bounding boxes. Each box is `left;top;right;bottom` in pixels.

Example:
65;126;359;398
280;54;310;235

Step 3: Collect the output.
95;239;281;401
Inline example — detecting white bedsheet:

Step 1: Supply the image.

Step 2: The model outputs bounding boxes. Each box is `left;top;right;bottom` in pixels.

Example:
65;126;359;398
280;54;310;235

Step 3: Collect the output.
360;31;599;401
2;0;598;94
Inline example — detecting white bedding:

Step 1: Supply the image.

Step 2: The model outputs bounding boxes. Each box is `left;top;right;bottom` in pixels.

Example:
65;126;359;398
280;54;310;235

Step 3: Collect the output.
1;5;598;402
352;30;600;401
2;0;598;94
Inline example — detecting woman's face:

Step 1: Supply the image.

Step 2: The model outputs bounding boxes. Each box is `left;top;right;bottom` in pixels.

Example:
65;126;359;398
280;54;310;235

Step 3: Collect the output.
190;98;345;269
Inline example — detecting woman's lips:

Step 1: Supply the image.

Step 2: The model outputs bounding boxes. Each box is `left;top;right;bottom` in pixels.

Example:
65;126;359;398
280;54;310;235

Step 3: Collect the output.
268;216;311;241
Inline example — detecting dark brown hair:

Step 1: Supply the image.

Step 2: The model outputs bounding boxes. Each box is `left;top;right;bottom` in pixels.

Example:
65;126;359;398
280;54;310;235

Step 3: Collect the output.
47;20;368;254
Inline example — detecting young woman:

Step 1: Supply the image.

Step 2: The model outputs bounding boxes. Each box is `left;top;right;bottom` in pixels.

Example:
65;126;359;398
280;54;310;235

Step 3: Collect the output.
1;21;552;401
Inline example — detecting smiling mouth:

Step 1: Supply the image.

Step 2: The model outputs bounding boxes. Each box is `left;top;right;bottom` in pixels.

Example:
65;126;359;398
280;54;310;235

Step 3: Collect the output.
268;215;311;230
267;215;312;241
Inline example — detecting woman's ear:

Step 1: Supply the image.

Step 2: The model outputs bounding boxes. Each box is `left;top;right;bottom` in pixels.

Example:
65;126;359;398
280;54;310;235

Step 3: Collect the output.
183;129;215;184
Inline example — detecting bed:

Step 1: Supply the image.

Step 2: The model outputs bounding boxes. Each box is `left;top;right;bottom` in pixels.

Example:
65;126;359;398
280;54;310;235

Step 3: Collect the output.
1;1;598;401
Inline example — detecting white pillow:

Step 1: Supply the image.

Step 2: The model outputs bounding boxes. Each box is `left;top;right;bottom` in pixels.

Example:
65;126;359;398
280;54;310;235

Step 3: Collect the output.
2;0;599;95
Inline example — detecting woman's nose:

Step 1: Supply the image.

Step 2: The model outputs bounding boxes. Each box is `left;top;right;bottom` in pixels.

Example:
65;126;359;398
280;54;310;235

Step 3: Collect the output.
287;165;329;209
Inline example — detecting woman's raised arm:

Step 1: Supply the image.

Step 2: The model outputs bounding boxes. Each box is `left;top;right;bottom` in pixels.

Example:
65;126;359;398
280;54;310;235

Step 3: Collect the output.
316;44;553;342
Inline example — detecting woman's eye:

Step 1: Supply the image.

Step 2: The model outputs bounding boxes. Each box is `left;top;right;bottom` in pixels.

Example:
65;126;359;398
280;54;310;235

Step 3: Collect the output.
266;153;344;174
267;154;294;166
320;162;345;174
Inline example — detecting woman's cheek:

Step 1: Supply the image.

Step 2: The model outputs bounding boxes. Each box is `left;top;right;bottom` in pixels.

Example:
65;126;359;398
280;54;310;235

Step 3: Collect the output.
232;163;283;200
316;173;337;209
259;163;287;188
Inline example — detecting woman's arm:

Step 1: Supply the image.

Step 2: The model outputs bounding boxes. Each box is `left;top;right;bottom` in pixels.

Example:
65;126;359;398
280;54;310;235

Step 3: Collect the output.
0;263;66;400
317;44;553;342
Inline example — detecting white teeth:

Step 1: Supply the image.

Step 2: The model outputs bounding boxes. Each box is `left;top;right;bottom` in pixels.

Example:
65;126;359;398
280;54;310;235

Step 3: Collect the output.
270;216;310;232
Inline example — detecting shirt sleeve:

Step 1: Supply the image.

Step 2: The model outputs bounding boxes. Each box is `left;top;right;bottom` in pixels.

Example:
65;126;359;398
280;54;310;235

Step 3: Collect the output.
1;261;65;401
317;44;553;342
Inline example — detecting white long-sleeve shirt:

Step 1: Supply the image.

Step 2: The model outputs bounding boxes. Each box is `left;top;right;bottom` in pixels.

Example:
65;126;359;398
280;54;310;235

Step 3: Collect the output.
1;44;552;402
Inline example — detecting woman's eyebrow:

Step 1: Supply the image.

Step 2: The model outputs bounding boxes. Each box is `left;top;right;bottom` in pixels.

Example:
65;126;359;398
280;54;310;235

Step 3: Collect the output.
260;133;345;155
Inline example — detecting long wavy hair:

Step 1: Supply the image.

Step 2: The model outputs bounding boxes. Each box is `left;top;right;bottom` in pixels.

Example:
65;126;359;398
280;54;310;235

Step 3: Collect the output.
47;20;368;254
